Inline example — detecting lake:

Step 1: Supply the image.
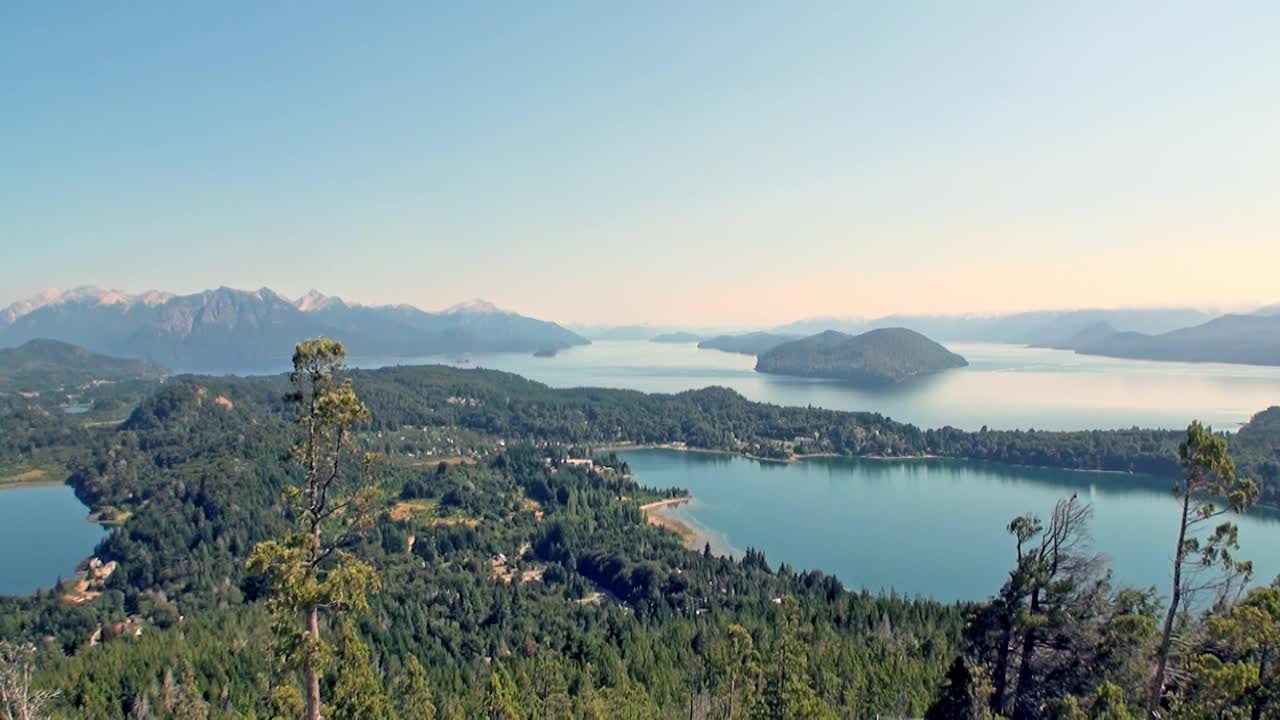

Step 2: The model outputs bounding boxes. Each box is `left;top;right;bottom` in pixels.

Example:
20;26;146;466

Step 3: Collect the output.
621;448;1280;604
354;340;1280;432
0;484;106;596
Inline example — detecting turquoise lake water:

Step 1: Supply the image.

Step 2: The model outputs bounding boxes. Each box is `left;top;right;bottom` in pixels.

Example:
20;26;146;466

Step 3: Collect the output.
0;484;105;596
621;448;1280;603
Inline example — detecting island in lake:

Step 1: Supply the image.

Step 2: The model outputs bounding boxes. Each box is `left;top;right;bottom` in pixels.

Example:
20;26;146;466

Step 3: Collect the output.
649;331;702;343
755;327;968;385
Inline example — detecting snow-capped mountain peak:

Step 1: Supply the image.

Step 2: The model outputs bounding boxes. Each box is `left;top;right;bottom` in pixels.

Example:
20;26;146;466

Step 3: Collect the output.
444;298;503;315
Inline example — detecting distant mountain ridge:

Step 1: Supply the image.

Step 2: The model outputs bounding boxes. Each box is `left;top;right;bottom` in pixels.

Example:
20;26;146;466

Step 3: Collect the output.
768;306;1280;366
773;308;1216;344
1027;320;1119;351
0;286;588;372
698;332;798;355
650;331;702;343
755;328;968;385
1078;314;1280;366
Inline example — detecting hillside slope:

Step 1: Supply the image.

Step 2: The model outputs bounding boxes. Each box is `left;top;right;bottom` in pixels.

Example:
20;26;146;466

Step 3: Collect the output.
1078;314;1280;365
0;339;169;393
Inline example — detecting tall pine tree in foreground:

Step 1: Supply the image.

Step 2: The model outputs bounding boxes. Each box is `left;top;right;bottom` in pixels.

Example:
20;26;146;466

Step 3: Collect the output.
249;338;382;720
1149;421;1257;717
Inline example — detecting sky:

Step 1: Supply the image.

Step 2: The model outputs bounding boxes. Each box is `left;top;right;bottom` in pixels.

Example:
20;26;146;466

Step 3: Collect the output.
2;2;1277;325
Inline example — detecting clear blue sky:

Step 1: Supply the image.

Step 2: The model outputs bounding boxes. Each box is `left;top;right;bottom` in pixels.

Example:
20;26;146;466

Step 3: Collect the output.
2;2;1277;324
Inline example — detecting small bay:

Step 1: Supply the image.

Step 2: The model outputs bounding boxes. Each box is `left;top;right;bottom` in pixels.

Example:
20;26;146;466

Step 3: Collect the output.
622;448;1280;603
0;484;105;596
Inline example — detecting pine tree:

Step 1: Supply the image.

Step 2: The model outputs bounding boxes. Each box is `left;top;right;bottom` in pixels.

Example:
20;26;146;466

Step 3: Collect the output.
248;338;383;720
531;653;570;720
395;655;436;720
483;665;520;720
329;625;395;720
762;602;837;720
925;656;997;720
716;623;762;720
172;661;210;720
1149;421;1258;717
1178;586;1280;718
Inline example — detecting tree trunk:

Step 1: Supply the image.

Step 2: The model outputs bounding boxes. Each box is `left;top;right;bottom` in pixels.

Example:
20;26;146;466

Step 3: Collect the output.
1149;488;1191;718
306;510;323;720
1011;587;1042;720
991;618;1014;716
1249;646;1268;720
727;676;737;720
307;606;322;720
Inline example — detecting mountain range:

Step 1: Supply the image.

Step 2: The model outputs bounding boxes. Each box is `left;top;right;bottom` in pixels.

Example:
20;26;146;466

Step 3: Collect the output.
772;308;1217;344
770;307;1280;366
1077;314;1280;366
0;286;588;372
649;331;702;343
686;305;1280;367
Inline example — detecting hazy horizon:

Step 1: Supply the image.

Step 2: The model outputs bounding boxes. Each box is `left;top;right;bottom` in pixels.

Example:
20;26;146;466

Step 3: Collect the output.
4;3;1278;324
1;282;1271;332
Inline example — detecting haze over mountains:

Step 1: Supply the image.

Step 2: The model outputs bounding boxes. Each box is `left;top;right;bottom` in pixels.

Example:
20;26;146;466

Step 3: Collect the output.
1078;314;1280;366
772;308;1218;345
699;306;1280;367
6;287;1280;372
0;286;588;372
698;332;800;356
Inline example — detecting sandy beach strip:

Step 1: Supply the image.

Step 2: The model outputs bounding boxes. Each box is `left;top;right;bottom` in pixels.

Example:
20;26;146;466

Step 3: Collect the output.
638;495;692;511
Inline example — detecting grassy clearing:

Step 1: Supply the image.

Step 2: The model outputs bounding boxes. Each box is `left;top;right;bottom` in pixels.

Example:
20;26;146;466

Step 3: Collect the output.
0;463;67;488
390;499;439;522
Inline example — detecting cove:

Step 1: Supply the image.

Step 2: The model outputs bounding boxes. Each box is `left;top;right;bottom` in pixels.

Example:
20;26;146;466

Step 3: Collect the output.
0;484;106;596
621;448;1280;604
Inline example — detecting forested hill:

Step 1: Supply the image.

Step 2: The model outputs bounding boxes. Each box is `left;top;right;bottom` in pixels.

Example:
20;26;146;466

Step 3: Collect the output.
755;328;969;385
0;338;169;393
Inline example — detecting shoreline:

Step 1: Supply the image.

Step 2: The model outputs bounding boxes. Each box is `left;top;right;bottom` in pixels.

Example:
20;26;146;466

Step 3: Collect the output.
0;469;66;490
638;496;693;512
607;441;1160;476
598;441;946;465
639;496;715;552
612;444;1280;514
0;479;67;491
645;509;702;549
